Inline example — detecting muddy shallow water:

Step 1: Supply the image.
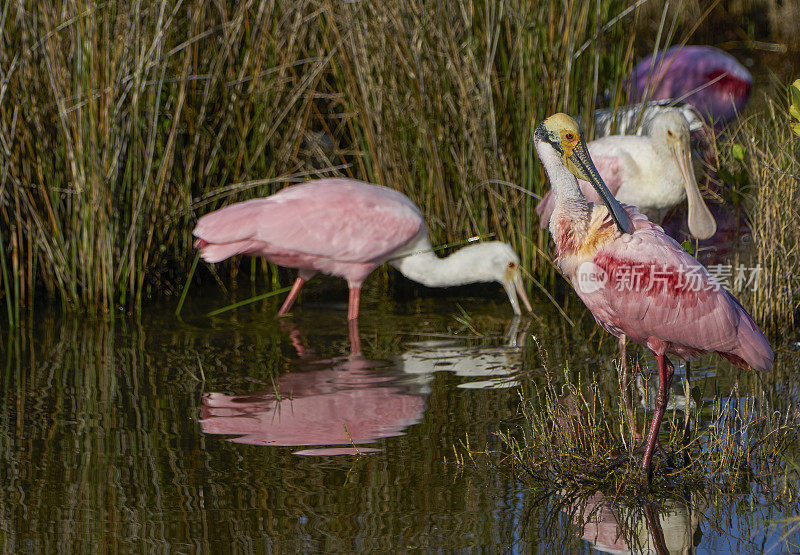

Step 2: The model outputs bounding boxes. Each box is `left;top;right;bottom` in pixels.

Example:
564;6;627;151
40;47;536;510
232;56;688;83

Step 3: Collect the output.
1;284;798;552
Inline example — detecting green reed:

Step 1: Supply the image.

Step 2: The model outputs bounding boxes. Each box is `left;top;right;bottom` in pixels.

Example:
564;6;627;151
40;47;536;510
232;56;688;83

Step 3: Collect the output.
0;0;637;315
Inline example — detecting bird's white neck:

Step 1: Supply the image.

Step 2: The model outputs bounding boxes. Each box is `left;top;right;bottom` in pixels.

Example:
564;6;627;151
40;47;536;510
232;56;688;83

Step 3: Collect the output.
537;142;590;239
390;243;497;288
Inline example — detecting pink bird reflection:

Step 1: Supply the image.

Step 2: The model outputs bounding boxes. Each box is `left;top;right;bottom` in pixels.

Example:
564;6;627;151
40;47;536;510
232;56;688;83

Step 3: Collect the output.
200;361;426;455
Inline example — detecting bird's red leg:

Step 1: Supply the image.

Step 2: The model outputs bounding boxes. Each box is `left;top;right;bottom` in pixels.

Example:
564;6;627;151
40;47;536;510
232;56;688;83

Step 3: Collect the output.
277;277;305;316
642;352;674;485
348;319;362;357
347;287;361;321
619;335;628;377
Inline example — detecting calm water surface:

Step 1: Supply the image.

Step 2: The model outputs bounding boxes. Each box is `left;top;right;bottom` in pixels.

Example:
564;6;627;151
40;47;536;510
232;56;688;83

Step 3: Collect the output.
1;285;798;552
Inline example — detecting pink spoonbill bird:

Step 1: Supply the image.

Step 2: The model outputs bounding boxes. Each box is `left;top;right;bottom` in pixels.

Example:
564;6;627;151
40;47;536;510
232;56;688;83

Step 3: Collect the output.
533;113;772;484
628;45;752;129
193;178;532;320
537;110;717;240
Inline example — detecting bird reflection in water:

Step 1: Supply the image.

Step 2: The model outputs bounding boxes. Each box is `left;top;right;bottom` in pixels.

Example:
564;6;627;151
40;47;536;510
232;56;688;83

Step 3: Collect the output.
399;316;530;389
200;320;427;455
565;492;701;554
200;318;529;454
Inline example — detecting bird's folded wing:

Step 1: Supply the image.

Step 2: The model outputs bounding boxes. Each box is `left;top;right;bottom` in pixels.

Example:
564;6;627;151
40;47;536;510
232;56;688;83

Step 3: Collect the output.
587;223;743;354
193;180;425;263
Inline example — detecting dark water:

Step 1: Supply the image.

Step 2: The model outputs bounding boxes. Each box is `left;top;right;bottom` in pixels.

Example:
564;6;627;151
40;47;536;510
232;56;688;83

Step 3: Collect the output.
1;285;799;553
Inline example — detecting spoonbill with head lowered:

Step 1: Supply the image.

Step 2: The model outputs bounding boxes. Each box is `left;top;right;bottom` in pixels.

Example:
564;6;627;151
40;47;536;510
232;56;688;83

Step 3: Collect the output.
533;113;772;484
537;110;717;240
193;178;532;320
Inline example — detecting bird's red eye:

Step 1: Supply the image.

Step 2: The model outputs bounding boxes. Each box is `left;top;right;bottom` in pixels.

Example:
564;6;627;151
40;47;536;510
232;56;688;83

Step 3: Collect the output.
566;133;575;140
667;130;674;136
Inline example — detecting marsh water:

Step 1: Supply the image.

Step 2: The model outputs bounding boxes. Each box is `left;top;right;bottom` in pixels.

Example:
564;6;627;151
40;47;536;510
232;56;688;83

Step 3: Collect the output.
1;283;799;553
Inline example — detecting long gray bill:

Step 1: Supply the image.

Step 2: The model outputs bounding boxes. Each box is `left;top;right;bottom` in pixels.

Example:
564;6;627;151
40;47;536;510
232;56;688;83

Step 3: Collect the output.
569;140;634;235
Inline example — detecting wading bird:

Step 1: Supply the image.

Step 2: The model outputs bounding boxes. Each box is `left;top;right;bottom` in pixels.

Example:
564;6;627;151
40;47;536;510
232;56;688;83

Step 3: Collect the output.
537;111;717;240
628;45;752;130
533;113;772;484
194;178;532;320
592;100;715;167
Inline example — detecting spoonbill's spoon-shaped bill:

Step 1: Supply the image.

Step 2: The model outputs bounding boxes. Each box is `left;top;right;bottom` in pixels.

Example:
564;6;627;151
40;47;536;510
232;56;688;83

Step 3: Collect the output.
537;110;716;240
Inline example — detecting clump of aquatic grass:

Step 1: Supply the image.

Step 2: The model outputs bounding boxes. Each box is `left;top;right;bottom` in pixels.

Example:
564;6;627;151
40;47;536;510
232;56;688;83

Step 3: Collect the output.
1;2;335;314
458;362;800;497
713;83;800;333
0;1;640;315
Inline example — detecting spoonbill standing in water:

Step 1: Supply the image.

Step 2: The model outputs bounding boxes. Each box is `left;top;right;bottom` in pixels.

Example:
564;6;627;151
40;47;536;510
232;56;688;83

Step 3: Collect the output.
194;178;532;320
628;45;752;130
533;113;772;484
537;110;717;240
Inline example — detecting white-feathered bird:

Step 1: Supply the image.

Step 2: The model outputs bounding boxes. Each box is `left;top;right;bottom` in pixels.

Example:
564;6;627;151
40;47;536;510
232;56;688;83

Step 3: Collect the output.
537;110;717;240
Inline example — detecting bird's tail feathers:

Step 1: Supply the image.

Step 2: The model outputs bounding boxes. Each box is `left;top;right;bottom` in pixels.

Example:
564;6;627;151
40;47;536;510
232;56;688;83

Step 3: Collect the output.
732;312;774;371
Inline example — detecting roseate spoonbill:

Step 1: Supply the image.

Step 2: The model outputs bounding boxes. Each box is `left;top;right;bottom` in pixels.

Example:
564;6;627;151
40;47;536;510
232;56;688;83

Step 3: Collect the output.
592;100;715;168
533;113;772;483
193;178;532;320
628;45;752;129
537;111;717;240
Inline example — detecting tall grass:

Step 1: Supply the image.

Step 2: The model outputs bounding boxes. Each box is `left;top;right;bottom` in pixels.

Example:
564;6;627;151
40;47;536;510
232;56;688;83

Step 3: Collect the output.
714;88;800;334
0;0;636;315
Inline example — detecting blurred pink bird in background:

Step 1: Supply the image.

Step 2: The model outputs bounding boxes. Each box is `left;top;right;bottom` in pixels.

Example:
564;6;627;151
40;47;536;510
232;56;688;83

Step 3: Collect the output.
533;114;772;484
193;178;531;320
628;45;752;129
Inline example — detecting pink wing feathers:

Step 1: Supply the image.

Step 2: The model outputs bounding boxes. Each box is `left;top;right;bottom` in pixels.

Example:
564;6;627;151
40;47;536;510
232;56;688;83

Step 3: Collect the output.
536;155;625;228
571;207;772;370
193;179;425;264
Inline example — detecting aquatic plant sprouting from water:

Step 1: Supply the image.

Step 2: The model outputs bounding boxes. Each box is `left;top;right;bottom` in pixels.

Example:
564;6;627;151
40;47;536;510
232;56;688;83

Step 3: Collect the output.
492;368;641;492
713;83;800;334
460;357;800;498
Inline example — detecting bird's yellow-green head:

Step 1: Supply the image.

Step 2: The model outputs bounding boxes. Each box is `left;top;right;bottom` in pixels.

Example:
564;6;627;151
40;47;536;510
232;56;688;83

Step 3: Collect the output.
534;113;634;234
533;113;588;179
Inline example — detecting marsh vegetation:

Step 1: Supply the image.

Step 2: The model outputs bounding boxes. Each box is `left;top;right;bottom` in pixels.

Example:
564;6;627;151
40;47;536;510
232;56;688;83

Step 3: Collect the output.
3;1;795;321
1;1;800;551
